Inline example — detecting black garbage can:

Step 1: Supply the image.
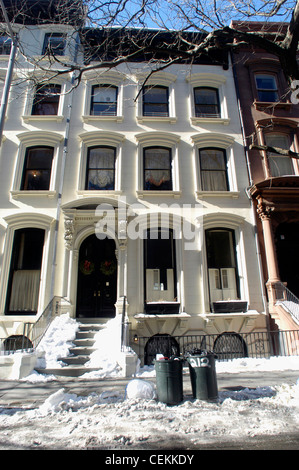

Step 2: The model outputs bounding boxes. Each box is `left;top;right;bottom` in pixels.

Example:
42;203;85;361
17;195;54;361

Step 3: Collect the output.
154;358;183;405
186;350;218;401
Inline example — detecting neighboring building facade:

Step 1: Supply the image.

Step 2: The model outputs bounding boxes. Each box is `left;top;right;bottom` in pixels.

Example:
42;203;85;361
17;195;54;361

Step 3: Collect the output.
0;5;268;364
231;21;299;331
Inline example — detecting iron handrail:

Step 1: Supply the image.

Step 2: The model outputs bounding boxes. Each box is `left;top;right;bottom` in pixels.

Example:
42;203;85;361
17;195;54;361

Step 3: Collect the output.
274;282;299;325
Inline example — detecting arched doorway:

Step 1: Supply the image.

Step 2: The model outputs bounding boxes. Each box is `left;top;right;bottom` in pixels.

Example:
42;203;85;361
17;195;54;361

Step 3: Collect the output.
144;334;180;365
276;222;299;298
76;235;117;318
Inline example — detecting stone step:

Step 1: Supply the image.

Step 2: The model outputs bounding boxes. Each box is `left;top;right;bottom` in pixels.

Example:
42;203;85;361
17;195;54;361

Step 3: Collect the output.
35;317;111;378
60;355;90;365
73;338;96;347
35;366;100;377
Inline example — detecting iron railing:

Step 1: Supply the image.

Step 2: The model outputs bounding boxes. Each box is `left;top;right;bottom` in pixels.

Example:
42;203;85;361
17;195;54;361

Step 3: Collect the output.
273;282;299;326
1;296;61;355
132;329;299;365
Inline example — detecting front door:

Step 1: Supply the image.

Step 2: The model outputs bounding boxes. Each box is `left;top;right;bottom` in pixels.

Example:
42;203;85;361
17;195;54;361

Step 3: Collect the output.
276;222;299;298
76;235;117;318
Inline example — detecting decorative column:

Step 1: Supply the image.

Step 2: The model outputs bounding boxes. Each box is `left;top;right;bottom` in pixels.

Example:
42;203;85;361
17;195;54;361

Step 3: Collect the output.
257;198;280;310
61;211;76;315
115;218;129;315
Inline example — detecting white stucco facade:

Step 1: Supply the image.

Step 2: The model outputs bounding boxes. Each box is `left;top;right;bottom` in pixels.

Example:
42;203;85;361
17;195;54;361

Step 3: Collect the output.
0;22;268;358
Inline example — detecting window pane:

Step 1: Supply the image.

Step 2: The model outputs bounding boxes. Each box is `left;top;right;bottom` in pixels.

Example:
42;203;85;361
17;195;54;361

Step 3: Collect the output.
32;84;61;115
144;148;172;190
22;147;53;190
143;86;169;116
93;86;117;103
255;74;278;102
89;147;115;168
265;134;294;177
206;230;236;268
144;87;168;103
87;170;115;190
256;75;277;90
0;35;11;55
199;148;228;191
194;88;220;117
86;147;115;190
200;149;226;170
201;171;228;191
91;85;117;115
43;33;65;55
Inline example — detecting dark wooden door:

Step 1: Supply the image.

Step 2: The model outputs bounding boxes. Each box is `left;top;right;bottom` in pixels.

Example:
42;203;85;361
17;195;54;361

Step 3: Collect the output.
76;235;117;318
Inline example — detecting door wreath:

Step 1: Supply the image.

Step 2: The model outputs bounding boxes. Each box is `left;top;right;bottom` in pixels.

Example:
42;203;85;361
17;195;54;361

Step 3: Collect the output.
100;260;116;276
80;259;95;275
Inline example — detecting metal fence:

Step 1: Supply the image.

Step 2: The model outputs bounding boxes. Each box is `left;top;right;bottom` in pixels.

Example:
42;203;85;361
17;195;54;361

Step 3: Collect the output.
0;296;61;355
132;329;299;365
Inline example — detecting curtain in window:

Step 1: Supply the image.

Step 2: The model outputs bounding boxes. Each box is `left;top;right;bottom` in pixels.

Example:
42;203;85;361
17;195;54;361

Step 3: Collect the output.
87;147;115;190
9;270;40;311
144;148;171;190
200;148;228;191
265;134;294;177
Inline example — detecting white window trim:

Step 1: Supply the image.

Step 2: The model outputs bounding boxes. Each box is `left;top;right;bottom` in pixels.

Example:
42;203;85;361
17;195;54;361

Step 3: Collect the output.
136;71;177;124
135;131;181;198
186;73;230;125
10;131;63;198
22;73;71;122
0;213;55;316
82;70;125;122
191;132;239;198
199;214;248;313
77;131;125;194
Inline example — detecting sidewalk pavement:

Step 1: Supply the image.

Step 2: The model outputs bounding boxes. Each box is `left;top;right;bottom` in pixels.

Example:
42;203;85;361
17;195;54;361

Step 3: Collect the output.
0;369;298;409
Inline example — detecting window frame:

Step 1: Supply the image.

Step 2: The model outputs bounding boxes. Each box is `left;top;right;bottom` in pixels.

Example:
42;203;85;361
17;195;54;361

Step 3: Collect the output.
42;32;66;56
199;147;229;192
20;146;54;191
90;84;118;116
142;85;169;117
31;83;62;116
143;146;173;191
264;132;298;177
194;87;221;118
205;228;240;306
0;34;12;55
255;73;279;103
85;146;116;191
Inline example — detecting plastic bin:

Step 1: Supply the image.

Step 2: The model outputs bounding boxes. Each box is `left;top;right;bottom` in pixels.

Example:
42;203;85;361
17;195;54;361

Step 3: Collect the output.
186;350;218;401
154;358;183;405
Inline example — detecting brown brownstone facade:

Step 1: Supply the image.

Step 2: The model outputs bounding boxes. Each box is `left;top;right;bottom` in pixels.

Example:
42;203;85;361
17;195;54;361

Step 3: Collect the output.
231;21;299;330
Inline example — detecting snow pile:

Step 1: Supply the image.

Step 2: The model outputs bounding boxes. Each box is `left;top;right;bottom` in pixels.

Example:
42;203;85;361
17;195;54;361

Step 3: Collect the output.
81;316;139;379
216;355;299;373
82;315;123;377
35;313;79;369
125;379;156;400
1;380;299;450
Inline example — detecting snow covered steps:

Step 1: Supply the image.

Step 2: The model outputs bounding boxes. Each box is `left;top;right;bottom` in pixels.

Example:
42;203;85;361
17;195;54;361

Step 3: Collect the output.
35;318;109;377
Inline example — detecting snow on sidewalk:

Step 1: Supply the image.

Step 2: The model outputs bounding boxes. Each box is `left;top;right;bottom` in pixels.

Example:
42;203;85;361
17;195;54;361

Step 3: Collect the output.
1;314;298;449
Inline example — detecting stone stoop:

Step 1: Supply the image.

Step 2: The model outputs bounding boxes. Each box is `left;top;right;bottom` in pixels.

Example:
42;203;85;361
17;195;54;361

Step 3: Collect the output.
35;318;109;377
